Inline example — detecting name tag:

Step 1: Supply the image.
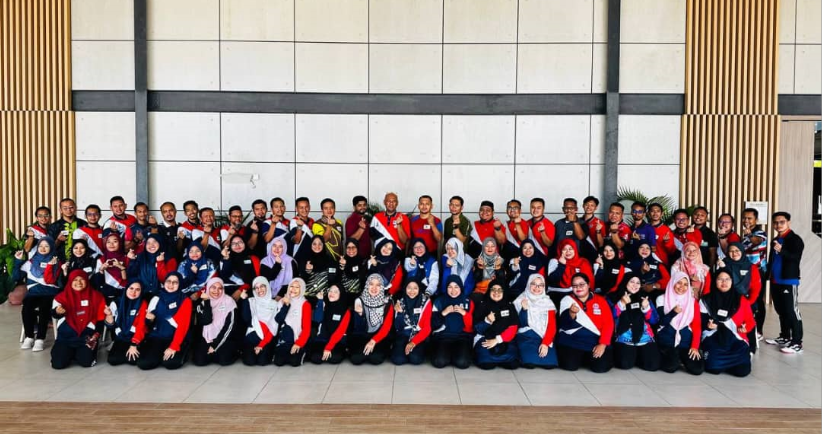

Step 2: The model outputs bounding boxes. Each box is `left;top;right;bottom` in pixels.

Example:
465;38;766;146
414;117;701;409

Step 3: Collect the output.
500;309;509;317
413;308;422;314
243;259;251;265
527;265;536;270
328;268;336;274
630;302;640;309
80;300;89;307
592;304;601;315
218;304;226;311
649;264;657;270
575;268;580;273
639;234;646;239
740;270;748;276
199;264;208;270
463;302;469;310
83;267;93;273
39;262;47;269
332;314;341;321
700;241;708;247
655;234;660;240
717;309;728;317
129;326;136;333
77;310;86;316
565;230;573;236
352;266;359;272
169;302;177;309
423;224;431;230
611;269;620;275
129;309;137;316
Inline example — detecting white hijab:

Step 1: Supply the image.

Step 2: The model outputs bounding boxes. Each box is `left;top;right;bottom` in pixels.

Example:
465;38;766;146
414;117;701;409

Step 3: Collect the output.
249;276;279;339
514;274;556;338
281;278;307;340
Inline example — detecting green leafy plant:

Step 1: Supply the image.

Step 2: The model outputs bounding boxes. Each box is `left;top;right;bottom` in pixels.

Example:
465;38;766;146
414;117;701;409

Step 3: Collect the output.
616;187;678;225
213;210;253;228
365;201;384;219
0;229;25;304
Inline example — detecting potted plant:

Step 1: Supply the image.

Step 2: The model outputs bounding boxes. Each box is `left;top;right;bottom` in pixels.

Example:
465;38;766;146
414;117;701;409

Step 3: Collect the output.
616;187;678;226
0;229;26;305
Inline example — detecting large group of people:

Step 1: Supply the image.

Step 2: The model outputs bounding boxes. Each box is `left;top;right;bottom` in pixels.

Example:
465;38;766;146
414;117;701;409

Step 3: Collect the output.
12;192;805;378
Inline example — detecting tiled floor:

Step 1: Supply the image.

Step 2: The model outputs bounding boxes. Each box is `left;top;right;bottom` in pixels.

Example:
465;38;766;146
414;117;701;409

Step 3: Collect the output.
0;302;818;408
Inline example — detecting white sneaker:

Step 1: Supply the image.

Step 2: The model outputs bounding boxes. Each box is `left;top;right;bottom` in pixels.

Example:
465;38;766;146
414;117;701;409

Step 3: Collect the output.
32;340;45;352
20;338;34;350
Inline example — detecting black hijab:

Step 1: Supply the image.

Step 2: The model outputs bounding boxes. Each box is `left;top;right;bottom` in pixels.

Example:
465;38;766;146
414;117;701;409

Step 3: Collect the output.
704;269;742;346
66;238;96;272
611;272;646;344
320;285;349;335
599;240;623;291
722;242;753;296
227;234;257;284
474;278;517;339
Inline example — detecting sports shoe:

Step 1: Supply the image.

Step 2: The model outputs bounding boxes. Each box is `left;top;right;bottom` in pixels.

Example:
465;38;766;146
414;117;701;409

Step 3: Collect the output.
20;338;34;350
32;339;45;352
765;337;790;346
780;343;803;354
756;333;763;341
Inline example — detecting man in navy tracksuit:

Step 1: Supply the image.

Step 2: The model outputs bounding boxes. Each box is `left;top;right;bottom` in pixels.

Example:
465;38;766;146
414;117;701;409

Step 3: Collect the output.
764;212;805;354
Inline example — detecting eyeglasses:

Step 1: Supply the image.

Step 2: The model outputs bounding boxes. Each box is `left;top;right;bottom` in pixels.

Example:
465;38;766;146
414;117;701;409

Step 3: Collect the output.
530;283;546;289
507;206;520;210
631;210;645;214
230;242;244;247
716;277;732;283
571;283;588;289
36;214;50;218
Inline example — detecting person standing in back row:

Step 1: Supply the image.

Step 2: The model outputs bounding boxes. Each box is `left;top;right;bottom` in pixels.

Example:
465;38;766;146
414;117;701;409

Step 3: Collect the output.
764;212;805;354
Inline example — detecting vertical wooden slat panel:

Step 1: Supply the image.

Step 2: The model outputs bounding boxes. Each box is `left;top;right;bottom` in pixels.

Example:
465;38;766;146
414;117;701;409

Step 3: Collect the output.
682;0;780;242
0;0;75;242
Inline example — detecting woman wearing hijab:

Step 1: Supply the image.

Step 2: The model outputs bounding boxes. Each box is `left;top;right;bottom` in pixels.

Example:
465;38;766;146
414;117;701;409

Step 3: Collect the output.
547;239;595;308
95;233;128;300
339;239;367;299
507;239;546;299
593;241;627;295
349;274;394;365
218;235;260;300
716;241;762;349
239;276;279;366
260;237;296;298
367;239;402;295
430;275;474;369
472;279;519;370
127;234;176;299
50;270;110;369
609;272;660;371
513;274;558;369
699;269;755;377
192;277;238;366
672;241;712;298
472;238;505;304
308;285;350;365
106;279;149;366
626;240;670;300
273;278;312;366
403;238;440;297
391;278;433;366
299;236;337;301
61;239;99;282
137;272;193;370
439;237;475;297
13;237;62;351
655;272;703;375
555;273;614;373
177;242;216;295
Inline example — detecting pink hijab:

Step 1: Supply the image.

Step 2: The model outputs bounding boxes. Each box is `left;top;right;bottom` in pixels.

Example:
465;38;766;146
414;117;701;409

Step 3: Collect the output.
202;277;237;343
674;241;709;282
662;271;695;347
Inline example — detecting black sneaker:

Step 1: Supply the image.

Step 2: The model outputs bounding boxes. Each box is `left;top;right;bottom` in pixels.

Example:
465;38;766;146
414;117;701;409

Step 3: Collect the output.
765;337;790;346
780;343;803;354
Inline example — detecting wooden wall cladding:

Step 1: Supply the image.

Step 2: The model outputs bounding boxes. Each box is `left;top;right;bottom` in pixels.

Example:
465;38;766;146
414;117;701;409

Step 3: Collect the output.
681;0;781;219
0;0;74;242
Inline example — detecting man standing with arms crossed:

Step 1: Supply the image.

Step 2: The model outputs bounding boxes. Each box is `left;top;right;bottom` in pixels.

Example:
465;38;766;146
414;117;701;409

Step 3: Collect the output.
764;212;805;354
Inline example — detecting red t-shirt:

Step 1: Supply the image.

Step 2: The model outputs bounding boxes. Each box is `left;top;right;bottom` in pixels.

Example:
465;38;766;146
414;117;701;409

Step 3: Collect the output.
410;215;442;254
529;217;556;254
